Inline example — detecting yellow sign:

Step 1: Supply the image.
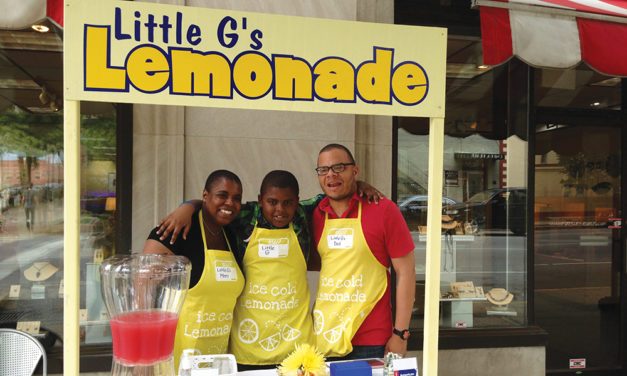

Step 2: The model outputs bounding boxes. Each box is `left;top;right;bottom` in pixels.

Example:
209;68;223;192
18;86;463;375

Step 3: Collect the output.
65;0;446;117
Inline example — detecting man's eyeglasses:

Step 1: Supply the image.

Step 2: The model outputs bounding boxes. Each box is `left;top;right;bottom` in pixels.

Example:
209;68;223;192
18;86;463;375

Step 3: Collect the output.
315;162;355;176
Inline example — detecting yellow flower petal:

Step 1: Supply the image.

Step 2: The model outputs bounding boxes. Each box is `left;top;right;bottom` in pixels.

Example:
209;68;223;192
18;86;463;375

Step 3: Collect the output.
279;344;327;375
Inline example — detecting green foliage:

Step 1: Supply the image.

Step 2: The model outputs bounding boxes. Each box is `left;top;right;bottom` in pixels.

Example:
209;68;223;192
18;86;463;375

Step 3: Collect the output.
558;152;616;197
0;106;116;185
0;107;63;157
0;106;116;160
81;113;116;161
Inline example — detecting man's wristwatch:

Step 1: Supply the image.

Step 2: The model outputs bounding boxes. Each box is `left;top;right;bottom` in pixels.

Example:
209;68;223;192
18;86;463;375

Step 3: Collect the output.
393;328;410;340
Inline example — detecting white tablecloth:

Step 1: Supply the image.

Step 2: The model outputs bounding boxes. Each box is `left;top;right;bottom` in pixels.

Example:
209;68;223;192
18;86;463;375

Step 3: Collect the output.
237;370;278;376
236;367;385;376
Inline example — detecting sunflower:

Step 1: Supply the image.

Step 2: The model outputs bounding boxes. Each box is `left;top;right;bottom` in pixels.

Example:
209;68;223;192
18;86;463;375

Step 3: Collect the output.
278;344;328;376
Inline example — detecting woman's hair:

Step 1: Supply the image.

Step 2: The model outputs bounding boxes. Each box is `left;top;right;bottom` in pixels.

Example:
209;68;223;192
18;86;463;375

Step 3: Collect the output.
318;143;355;164
204;169;242;191
260;170;299;196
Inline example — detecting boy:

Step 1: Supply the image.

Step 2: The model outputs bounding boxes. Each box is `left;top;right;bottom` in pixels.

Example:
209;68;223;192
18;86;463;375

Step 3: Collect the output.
228;170;315;368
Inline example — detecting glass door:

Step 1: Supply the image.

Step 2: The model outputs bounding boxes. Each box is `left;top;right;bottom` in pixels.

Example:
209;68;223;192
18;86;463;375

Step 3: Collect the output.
534;122;622;372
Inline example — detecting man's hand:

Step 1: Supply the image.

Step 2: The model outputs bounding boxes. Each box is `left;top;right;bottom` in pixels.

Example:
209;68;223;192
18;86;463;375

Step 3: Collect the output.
385;333;408;356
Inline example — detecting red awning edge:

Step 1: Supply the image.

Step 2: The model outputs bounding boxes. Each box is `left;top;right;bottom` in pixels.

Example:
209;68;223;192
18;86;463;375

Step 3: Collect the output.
47;0;63;27
578;19;627;77
480;5;513;66
478;0;627;77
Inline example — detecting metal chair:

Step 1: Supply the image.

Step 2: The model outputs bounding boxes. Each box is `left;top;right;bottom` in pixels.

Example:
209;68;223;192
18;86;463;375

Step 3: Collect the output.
0;328;47;376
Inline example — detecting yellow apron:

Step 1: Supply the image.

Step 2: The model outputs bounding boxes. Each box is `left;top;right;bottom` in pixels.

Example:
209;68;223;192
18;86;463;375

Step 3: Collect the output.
229;222;313;365
312;202;387;357
173;211;244;371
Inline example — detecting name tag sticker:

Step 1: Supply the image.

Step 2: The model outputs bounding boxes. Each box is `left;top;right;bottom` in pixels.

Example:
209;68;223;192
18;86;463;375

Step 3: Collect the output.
327;228;354;249
258;238;289;258
215;261;238;282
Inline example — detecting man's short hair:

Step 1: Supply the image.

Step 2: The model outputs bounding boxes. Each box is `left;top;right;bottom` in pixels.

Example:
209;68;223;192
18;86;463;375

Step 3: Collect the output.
318;143;355;164
260;170;299;196
204;169;242;192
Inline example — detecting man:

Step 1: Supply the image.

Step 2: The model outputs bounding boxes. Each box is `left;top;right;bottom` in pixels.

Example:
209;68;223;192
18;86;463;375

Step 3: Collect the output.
310;143;415;359
22;183;36;231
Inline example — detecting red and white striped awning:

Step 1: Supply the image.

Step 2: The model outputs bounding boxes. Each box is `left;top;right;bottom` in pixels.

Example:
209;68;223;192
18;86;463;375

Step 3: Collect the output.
477;0;627;76
0;0;63;29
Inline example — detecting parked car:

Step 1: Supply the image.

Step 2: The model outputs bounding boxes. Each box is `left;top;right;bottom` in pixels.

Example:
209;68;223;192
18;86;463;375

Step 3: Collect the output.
399;194;458;228
445;188;527;235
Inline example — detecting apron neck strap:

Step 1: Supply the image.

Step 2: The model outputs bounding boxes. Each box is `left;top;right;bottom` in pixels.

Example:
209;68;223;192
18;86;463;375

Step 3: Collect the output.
200;210;231;252
324;200;361;220
254;219;294;230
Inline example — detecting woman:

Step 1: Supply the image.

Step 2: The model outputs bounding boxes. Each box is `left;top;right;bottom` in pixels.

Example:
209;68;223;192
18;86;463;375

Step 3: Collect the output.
143;169;244;371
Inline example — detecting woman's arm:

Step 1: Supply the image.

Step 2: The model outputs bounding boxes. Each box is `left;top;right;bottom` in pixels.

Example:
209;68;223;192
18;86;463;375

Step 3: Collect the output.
142;239;175;255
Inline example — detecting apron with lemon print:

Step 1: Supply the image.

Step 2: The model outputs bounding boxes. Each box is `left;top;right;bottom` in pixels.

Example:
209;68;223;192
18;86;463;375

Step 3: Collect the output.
173;211;244;371
313;202;388;357
229;222;313;365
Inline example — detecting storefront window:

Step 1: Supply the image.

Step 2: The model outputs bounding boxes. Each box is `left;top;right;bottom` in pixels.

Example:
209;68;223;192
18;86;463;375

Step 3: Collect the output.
79;107;117;347
399;47;529;329
534;66;621;110
0;104;116;351
533;68;623;369
0;23;117;369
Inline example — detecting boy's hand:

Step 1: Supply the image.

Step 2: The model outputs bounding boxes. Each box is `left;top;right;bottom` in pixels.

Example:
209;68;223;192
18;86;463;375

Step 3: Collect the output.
356;180;385;204
156;202;196;244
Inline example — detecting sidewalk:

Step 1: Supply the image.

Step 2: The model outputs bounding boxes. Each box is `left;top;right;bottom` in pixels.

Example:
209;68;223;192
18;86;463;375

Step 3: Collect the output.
0;202;64;239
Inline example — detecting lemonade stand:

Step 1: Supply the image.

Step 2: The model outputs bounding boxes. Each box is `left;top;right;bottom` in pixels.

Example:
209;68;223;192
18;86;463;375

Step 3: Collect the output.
63;1;447;374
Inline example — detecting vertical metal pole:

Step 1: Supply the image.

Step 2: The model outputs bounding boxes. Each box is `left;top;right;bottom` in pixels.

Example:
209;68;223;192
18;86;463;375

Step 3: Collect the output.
422;117;444;376
63;99;81;376
63;0;81;371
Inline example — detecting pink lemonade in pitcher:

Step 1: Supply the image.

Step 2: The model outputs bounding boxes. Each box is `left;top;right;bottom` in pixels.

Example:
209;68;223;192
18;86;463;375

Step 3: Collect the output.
110;310;179;365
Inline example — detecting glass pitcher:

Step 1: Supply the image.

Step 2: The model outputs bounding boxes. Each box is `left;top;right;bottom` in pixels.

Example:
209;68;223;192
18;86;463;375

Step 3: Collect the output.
100;253;191;376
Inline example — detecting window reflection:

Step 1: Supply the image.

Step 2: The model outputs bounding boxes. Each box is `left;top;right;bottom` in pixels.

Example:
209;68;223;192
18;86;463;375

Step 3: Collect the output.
0;104;116;350
535;124;621;368
80;107;117;345
399;56;528;330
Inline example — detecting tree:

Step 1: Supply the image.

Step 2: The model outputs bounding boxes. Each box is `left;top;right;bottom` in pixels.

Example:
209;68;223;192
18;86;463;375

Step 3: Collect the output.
0;107;63;186
0;106;115;187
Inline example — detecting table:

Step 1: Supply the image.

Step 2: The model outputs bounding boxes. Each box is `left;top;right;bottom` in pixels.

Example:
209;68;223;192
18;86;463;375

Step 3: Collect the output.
238;370;277;376
237;364;386;375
